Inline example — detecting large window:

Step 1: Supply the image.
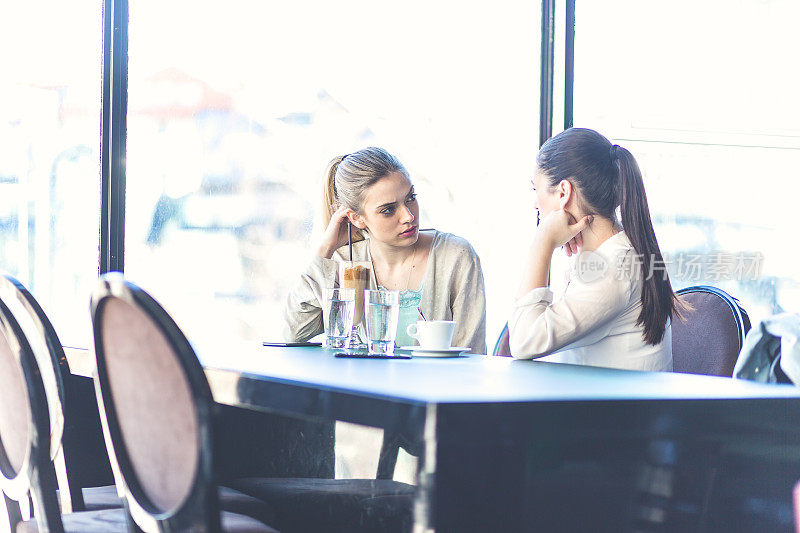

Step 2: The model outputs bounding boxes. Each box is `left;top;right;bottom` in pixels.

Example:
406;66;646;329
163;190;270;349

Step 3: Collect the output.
0;2;103;346
124;0;541;348
572;0;800;324
7;2;793;352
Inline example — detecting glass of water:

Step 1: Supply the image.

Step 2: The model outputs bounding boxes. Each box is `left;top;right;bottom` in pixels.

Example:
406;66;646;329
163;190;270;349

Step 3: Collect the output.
364;289;400;355
323;287;356;349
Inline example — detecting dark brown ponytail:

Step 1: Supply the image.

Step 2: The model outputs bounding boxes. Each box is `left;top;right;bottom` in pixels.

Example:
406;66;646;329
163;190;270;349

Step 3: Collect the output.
615;145;680;344
537;128;682;345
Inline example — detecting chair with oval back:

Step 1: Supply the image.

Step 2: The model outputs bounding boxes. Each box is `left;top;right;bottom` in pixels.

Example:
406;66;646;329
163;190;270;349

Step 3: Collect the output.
0;295;129;533
0;273;117;514
672;285;751;377
92;274;415;533
90;274;279;532
1;274;280;529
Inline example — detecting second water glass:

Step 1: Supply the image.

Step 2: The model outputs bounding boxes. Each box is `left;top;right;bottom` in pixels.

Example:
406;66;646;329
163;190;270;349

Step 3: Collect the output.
364;289;400;355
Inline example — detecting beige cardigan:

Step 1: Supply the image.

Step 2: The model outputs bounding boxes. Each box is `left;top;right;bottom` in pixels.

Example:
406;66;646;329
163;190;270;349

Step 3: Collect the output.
283;230;487;355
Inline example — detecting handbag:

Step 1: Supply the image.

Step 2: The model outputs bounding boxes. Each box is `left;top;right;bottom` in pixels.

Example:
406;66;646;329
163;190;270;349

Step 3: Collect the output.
733;313;800;384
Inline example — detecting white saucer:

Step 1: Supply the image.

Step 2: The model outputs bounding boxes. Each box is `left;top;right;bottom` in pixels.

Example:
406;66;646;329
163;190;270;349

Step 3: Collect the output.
399;346;471;358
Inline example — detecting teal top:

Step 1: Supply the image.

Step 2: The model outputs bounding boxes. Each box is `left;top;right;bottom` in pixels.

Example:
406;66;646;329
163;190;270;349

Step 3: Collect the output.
379;285;423;348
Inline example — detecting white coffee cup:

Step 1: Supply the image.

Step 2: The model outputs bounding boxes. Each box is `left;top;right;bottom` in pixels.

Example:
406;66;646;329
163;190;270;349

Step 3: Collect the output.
406;320;455;350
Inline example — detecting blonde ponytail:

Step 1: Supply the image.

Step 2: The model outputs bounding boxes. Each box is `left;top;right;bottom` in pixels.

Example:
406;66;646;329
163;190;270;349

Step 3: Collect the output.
321;155;345;230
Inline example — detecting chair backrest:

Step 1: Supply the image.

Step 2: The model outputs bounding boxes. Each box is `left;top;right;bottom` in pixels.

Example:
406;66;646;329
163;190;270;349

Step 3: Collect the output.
0;273;115;513
0;298;63;533
672;285;751;377
91;273;219;532
493;324;511;357
0;275;65;460
0;274;79;513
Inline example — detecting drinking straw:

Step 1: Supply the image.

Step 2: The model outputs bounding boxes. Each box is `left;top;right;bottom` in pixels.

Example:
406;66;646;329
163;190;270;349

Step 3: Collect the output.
417;307;427;321
348;222;353;261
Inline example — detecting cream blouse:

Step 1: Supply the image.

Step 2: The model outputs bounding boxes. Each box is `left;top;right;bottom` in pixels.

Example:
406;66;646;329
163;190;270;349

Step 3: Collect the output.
509;231;673;371
283;230;487;355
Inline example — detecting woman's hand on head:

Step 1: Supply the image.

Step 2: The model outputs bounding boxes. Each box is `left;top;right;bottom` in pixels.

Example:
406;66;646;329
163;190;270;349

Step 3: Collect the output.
538;209;593;252
317;205;353;258
562;213;584;257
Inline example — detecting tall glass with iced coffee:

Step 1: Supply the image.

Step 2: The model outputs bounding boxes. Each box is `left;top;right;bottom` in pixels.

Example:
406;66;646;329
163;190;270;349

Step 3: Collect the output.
339;261;371;347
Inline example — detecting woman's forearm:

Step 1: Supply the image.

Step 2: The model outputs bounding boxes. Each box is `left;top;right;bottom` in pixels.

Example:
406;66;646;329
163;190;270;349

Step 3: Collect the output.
517;238;555;297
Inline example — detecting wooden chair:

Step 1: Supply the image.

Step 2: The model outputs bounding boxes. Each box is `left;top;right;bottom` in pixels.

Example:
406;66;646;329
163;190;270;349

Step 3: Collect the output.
90;273;278;532
0;295;128;532
673;285;751;377
0;274;276;532
91;274;414;533
0;273;116;514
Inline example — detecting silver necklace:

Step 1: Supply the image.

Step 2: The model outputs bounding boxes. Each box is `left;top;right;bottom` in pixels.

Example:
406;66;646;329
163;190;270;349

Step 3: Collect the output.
403;239;420;292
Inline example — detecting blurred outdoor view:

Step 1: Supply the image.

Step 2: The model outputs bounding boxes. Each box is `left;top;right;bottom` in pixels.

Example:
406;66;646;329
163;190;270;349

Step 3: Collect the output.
2;0;800;356
123;0;541;349
0;1;102;347
573;0;800;326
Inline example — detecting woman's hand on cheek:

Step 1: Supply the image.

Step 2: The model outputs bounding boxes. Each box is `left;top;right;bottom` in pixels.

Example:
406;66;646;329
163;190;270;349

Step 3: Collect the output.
538;209;593;252
564;233;582;257
563;215;584;257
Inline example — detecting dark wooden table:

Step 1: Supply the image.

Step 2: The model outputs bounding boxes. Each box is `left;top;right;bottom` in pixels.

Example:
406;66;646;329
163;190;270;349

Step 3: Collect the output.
66;345;800;532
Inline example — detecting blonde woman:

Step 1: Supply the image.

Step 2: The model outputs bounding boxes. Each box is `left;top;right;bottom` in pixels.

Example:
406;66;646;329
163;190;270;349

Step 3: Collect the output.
284;147;486;355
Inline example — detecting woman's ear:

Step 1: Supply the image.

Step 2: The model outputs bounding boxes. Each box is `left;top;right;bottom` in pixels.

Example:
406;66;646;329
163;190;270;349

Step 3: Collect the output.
347;211;367;230
558;180;573;210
